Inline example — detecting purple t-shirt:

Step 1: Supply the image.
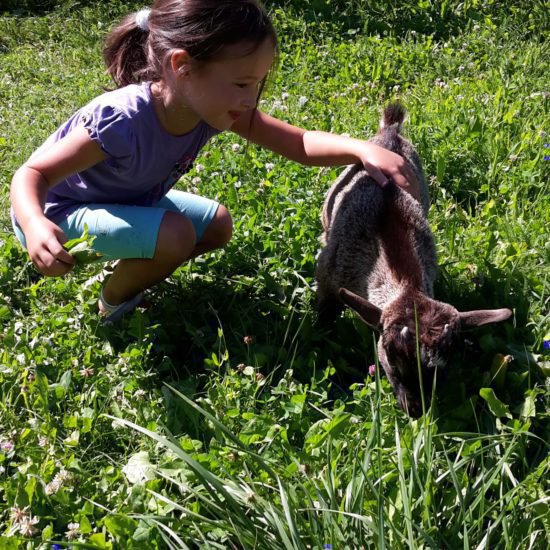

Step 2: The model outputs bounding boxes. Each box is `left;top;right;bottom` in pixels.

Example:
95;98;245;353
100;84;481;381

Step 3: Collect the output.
26;82;220;223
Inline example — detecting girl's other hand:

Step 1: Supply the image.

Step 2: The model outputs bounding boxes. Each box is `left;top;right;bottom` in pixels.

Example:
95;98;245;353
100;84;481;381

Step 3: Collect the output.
25;217;75;276
360;143;421;201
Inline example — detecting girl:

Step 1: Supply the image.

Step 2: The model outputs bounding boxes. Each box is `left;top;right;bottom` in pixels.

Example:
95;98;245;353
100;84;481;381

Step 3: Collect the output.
10;0;419;323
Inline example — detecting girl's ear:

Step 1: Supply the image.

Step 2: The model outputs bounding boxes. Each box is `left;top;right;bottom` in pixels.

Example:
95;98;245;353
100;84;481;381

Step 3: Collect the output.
170;49;193;77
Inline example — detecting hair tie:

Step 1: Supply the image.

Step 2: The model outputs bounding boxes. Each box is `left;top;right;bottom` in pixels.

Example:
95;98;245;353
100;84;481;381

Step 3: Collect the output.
135;8;151;32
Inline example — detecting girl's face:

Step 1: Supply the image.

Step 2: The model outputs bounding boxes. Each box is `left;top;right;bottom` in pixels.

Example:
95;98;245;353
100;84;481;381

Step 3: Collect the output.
180;38;275;131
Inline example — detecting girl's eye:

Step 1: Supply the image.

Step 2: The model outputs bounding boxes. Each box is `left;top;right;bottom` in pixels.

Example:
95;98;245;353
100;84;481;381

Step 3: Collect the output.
235;83;248;88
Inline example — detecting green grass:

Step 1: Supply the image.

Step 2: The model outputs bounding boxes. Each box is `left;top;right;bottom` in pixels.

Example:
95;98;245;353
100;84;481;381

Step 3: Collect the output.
0;1;548;548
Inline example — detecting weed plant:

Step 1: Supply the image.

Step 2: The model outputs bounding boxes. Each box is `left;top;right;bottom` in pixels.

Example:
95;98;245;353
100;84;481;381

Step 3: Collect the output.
0;1;548;548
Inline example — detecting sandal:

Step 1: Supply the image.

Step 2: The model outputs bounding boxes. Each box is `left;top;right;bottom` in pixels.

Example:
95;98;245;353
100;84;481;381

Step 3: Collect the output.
99;288;144;324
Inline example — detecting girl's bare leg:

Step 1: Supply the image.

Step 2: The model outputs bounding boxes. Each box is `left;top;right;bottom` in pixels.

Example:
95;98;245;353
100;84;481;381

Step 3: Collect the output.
100;206;232;310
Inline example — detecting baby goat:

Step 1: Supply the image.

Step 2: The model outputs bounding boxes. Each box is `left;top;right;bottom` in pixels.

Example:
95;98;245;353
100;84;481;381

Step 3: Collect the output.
316;103;512;417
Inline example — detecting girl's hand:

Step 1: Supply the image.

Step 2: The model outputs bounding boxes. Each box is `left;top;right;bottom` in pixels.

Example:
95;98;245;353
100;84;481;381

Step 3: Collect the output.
25;217;75;277
360;142;421;201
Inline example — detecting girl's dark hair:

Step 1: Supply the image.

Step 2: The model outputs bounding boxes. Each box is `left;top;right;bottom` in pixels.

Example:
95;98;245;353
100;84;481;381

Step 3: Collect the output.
103;0;278;88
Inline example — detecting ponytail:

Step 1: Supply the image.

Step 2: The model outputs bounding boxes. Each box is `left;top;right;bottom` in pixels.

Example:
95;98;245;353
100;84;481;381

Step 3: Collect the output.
102;1;277;89
103;12;151;88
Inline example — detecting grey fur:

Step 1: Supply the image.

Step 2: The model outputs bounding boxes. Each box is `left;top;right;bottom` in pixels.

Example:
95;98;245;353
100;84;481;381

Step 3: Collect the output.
316;103;512;417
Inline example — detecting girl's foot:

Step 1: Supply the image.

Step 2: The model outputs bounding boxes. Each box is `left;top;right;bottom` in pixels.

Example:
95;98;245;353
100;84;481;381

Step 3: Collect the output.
98;289;145;324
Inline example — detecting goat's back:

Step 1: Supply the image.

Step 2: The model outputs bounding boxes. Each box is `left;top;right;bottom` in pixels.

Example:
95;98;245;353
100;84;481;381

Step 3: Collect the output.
317;103;436;306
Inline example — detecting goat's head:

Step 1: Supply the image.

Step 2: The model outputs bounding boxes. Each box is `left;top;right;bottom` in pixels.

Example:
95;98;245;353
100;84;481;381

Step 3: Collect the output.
339;288;512;418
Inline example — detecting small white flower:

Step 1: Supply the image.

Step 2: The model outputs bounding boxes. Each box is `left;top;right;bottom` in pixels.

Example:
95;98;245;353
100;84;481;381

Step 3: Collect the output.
10;506;30;524
281;92;290;100
55;469;72;484
79;366;94;378
195;164;205;173
298;96;308;108
231;143;241;152
265;163;275;171
45;480;61;495
18;515;39;537
0;440;14;453
38;436;48;447
192;176;201;185
65;522;80;540
272;100;283;110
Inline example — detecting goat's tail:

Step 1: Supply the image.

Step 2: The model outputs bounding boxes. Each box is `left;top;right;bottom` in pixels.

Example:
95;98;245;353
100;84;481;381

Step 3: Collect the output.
374;101;406;155
379;101;406;132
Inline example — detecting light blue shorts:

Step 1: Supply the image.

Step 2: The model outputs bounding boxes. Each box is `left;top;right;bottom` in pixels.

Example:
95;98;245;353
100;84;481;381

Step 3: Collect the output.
13;189;219;260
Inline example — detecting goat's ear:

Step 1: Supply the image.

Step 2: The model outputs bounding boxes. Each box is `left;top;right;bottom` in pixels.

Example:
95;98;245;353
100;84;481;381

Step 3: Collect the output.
459;308;512;327
339;288;382;330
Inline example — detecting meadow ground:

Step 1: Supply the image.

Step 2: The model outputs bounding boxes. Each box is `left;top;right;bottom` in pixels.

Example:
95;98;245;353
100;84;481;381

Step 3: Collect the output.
0;1;548;548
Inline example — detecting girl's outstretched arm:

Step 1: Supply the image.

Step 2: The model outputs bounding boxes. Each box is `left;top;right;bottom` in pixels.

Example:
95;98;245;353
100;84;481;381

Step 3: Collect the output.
10;127;106;276
231;109;420;200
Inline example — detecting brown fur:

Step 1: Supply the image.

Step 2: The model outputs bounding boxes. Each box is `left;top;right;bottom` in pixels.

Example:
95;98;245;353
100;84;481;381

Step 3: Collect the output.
316;103;512;417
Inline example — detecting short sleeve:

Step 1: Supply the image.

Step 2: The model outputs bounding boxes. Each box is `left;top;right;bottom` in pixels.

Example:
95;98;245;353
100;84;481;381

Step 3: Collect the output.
80;104;136;161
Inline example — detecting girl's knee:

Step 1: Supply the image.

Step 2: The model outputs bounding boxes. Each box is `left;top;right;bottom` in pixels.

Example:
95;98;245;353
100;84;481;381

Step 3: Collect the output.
156;211;196;264
202;205;233;249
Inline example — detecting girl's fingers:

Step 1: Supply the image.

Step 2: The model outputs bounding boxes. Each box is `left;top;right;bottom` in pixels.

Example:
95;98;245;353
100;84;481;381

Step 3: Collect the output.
48;233;75;266
363;163;390;187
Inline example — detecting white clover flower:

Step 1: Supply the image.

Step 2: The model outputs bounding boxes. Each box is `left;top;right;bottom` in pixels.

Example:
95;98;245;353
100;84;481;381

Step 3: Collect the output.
38;436;48;448
79;367;94;378
10;506;30;524
65;522;80;540
195;163;205;173
281;92;290;100
272;100;283;110
265;163;275;171
231;143;241;152
55;469;72;485
45;480;61;495
0;440;14;453
298;96;308;108
18;515;39;537
192;176;201;185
